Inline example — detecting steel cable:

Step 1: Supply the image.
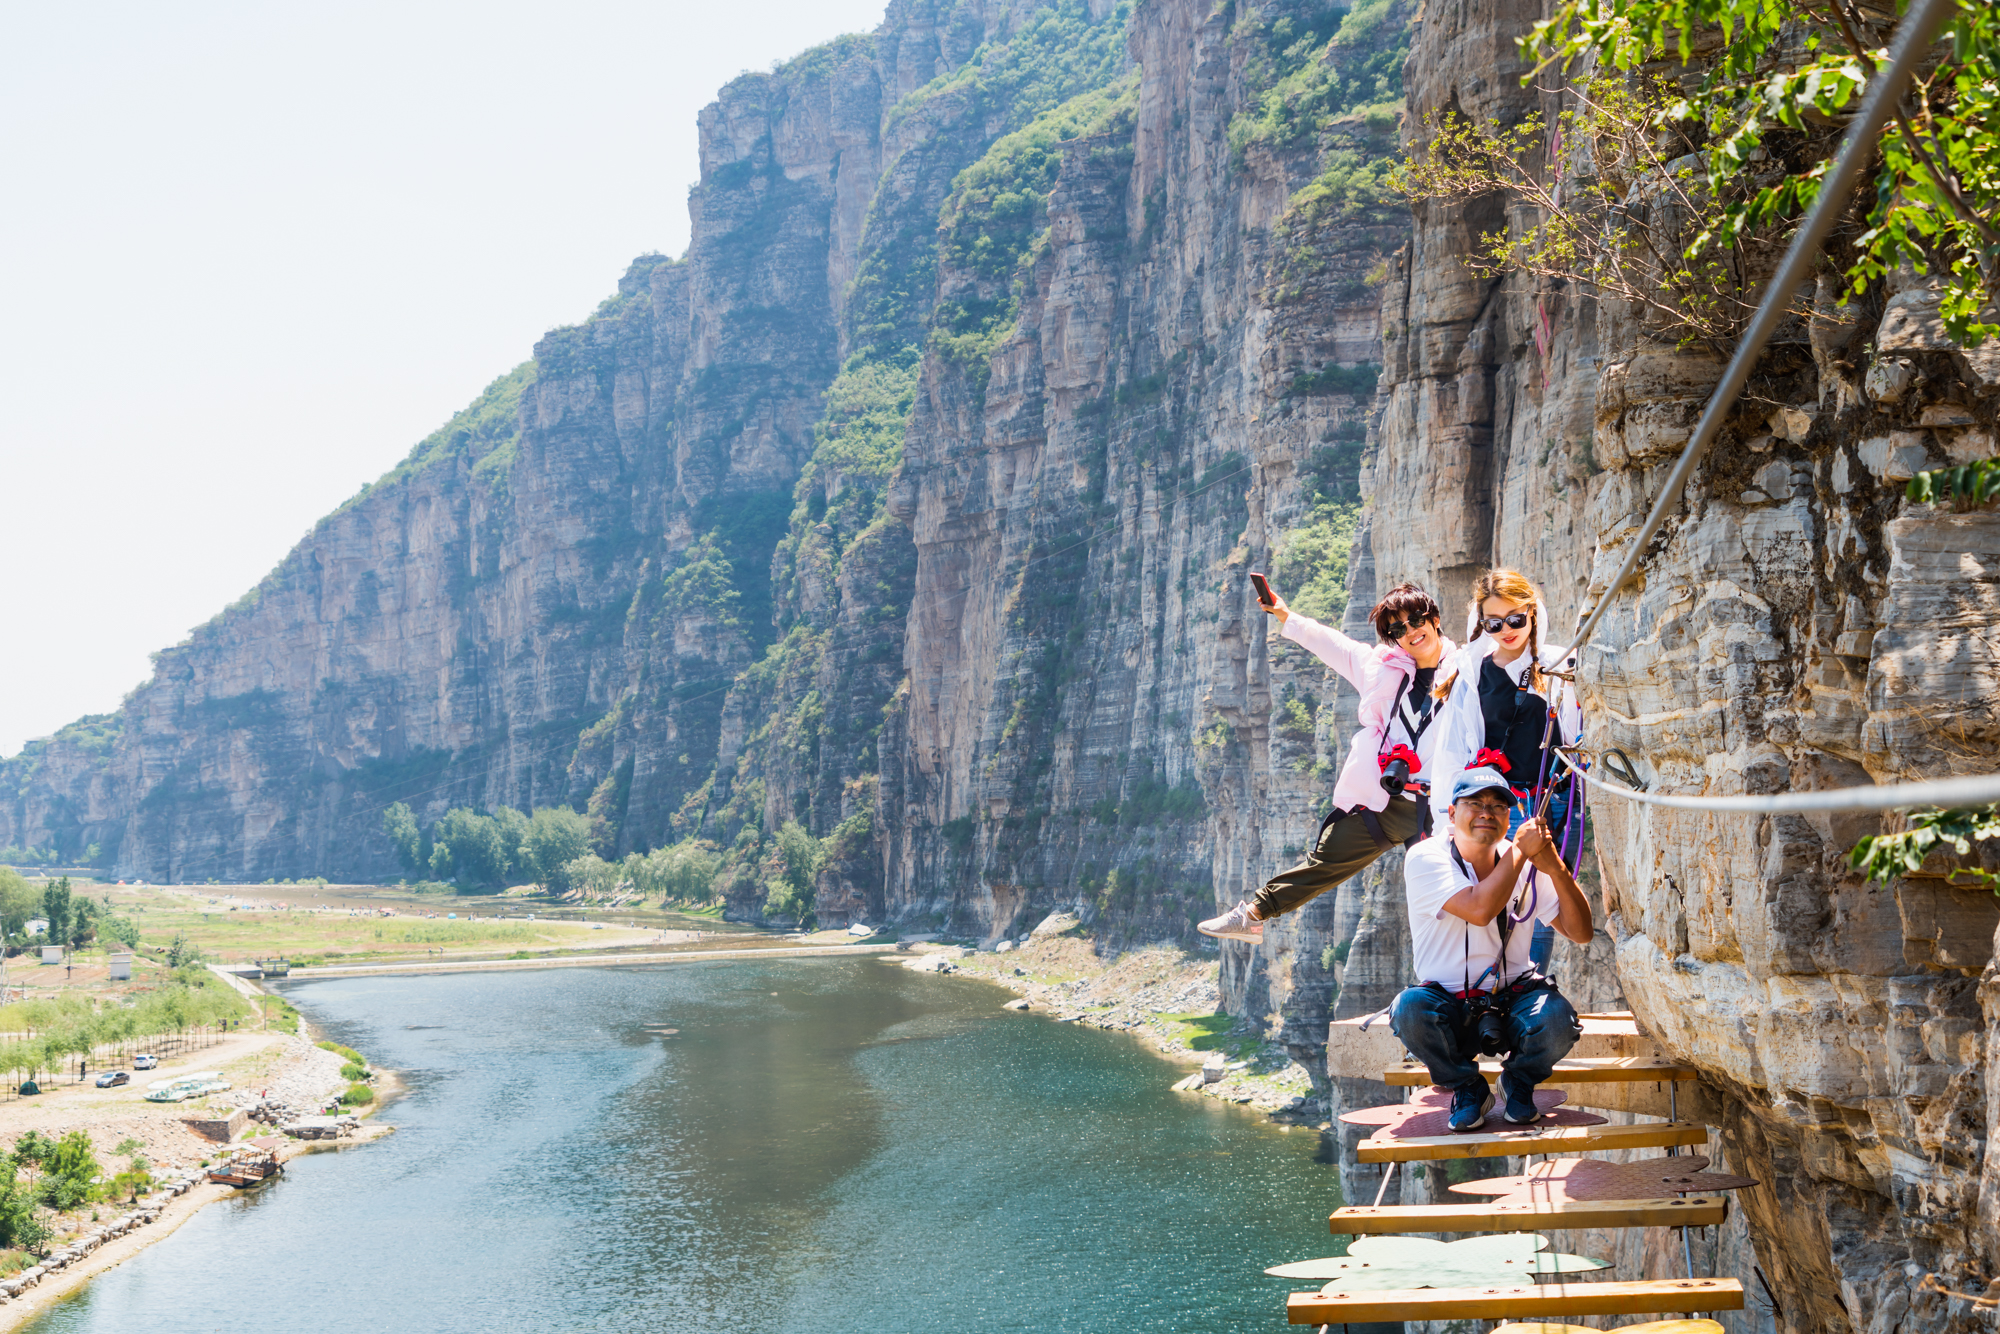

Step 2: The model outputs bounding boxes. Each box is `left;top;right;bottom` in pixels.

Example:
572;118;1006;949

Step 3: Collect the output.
1554;748;2000;814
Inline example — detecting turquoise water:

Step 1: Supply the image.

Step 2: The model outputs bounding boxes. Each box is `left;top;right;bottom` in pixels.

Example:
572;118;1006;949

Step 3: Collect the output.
24;958;1340;1332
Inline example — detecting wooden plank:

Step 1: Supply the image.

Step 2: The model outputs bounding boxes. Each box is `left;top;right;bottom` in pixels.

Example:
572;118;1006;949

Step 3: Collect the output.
1385;1056;1698;1085
1491;1324;1722;1334
1329;1015;1663;1083
1357;1120;1708;1163
1286;1277;1745;1323
1331;1195;1728;1234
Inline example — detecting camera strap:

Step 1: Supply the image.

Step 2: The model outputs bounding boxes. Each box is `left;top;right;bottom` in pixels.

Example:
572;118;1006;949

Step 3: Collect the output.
1380;671;1437;764
1451;840;1517;996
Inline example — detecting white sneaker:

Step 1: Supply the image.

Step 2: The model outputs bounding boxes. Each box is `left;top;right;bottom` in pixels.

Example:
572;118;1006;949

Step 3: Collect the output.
1198;902;1265;943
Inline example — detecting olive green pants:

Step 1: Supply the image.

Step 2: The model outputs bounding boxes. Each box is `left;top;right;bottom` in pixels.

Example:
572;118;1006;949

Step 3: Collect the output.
1249;795;1425;920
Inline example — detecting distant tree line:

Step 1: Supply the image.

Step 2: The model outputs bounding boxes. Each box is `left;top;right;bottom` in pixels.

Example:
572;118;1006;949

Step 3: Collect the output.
0;970;247;1092
382;803;853;923
381;803;594;893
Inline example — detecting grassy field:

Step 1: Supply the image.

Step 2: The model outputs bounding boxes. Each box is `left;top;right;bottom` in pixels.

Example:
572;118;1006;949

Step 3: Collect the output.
63;881;748;965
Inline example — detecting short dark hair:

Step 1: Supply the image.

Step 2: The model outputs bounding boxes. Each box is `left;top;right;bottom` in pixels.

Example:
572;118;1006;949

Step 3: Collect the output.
1371;583;1441;642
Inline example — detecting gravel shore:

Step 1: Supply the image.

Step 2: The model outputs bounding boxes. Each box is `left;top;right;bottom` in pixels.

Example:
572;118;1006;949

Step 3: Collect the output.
899;922;1324;1121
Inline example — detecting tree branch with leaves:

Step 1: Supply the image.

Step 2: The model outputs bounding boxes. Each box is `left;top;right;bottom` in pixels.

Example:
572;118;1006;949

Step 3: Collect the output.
1392;76;1802;352
1850;803;2000;891
1526;0;1999;347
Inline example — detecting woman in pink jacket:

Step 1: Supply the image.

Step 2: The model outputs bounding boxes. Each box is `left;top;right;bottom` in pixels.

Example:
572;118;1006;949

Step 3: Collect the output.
1199;580;1457;943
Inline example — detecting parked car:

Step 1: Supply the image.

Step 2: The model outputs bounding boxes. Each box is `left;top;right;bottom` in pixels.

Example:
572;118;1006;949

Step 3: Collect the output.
133;1054;159;1071
93;1071;129;1088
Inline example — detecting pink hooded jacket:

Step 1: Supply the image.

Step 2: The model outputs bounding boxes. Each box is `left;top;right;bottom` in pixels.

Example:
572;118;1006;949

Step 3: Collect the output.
1279;613;1459;814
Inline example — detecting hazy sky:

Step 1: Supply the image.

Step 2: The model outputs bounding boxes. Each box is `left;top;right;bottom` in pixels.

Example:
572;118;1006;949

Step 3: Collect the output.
0;0;889;757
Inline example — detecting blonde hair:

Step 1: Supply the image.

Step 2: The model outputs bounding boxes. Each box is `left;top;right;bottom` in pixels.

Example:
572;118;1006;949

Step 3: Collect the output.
1433;567;1547;699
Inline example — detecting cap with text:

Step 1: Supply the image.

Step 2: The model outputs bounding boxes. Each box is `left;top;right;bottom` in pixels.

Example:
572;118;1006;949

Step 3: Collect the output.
1448;766;1516;806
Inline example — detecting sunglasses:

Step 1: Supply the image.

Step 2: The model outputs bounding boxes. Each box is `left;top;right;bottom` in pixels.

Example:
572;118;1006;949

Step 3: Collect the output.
1382;618;1432;640
1478;611;1532;634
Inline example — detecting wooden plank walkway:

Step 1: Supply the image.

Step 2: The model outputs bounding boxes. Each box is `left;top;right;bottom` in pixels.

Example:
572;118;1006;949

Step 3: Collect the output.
1492;1321;1725;1334
1384;1056;1698;1085
1357;1120;1709;1163
1286;1277;1746;1323
1331;1195;1728;1234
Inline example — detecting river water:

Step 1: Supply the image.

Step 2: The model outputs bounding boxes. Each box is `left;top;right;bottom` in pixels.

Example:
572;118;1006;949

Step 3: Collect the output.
25;957;1339;1332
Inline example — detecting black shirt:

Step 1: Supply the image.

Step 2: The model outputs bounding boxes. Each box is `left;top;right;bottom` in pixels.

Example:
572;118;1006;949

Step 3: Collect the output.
1478;656;1561;787
1397;665;1437;748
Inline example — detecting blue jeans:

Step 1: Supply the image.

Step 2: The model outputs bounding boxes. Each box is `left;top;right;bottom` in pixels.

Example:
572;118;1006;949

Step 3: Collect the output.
1510;790;1575;971
1389;983;1582;1091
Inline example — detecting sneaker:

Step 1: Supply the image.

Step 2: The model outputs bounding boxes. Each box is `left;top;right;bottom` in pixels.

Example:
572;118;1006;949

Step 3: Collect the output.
1197;902;1265;943
1500;1072;1540;1124
1448;1081;1495;1133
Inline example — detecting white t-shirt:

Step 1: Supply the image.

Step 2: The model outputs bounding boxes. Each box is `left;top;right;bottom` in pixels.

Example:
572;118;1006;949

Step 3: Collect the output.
1404;836;1561;991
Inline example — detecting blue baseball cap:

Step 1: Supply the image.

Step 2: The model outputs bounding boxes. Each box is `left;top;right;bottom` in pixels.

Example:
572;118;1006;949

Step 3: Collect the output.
1449;766;1517;806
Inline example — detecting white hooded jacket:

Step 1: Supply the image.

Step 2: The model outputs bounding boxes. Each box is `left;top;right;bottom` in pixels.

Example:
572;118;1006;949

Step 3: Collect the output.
1425;601;1583;834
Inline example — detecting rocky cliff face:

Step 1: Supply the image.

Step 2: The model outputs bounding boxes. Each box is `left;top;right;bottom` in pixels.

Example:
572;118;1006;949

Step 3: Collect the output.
1352;0;2000;1327
5;0;1997;1326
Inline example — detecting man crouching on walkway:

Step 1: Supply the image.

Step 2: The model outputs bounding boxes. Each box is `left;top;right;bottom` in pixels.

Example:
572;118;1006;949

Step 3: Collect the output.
1391;766;1592;1132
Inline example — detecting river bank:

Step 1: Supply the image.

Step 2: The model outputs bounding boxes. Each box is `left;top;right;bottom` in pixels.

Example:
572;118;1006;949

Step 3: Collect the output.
896;917;1327;1124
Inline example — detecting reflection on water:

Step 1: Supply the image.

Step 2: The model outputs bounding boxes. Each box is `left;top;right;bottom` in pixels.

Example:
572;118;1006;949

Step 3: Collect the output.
25;958;1338;1332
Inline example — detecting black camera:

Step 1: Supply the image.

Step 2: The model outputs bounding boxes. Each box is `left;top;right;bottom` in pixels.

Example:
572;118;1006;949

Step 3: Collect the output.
1379;757;1410;796
1468;999;1511;1056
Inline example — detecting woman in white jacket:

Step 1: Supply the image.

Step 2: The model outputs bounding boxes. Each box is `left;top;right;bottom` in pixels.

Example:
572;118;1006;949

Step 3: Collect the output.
1425;568;1585;968
1199;581;1458;943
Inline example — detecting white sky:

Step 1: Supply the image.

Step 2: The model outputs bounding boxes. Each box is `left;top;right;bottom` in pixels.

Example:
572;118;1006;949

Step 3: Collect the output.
0;0;890;757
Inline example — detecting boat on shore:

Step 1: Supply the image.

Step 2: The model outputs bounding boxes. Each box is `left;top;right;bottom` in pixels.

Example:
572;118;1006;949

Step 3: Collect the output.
208;1142;283;1188
145;1072;229;1103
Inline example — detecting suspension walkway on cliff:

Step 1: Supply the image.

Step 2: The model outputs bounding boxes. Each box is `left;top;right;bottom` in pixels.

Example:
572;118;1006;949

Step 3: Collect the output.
1276;1014;1752;1329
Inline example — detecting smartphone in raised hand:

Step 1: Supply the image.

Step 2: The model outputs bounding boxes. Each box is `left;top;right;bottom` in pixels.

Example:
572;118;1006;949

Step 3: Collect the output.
1249;572;1275;608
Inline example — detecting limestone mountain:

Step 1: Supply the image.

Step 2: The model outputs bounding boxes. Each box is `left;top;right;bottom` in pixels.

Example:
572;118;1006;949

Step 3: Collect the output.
6;0;2000;1324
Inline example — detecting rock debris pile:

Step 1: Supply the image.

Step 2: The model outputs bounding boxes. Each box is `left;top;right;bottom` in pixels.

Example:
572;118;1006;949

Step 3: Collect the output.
220;1037;351;1126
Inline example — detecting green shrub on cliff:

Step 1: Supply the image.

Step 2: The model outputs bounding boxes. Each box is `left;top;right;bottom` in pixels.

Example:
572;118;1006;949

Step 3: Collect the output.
341;361;535;510
929;75;1140;384
1851;804;2000;893
1273;503;1360;625
806;359;918;486
850;0;1134;358
1228;0;1411;164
